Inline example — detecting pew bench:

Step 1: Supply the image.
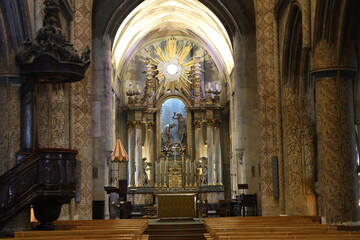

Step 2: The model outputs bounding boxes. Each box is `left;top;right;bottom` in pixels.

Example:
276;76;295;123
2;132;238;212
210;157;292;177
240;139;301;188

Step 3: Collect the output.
9;219;149;240
203;216;360;240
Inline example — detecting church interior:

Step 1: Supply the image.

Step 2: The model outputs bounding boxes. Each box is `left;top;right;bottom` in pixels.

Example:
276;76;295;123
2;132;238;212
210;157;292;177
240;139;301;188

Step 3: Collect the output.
1;0;360;239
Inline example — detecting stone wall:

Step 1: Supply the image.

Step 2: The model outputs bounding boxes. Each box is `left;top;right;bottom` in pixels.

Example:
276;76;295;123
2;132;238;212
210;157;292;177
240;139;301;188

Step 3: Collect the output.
0;83;21;175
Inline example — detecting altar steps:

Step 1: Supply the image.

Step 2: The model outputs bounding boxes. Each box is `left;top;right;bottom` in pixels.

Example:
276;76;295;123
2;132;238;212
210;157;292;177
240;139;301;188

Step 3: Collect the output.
144;221;207;240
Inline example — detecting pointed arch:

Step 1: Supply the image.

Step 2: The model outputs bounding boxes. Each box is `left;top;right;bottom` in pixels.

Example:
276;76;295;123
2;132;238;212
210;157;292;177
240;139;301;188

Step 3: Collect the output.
111;0;234;82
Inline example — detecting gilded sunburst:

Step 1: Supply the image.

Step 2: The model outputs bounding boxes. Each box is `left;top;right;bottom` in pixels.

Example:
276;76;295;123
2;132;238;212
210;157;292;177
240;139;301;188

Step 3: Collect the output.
144;37;202;98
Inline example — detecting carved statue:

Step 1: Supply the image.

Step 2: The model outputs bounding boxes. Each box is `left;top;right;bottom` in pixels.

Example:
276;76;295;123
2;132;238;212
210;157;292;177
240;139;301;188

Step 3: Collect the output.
142;157;152;186
162;123;176;146
173;112;186;143
197;157;208;186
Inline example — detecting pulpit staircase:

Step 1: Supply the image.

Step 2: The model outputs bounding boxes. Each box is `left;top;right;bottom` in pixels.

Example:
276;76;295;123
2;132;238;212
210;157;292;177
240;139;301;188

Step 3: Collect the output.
144;221;207;240
0;149;77;231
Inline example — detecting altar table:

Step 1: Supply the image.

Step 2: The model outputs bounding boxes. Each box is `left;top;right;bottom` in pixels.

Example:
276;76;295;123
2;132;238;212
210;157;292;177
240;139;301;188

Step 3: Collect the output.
157;194;196;219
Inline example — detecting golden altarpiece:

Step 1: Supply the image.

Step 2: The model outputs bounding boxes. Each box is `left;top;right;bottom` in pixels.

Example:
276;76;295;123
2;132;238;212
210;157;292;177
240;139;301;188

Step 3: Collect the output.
123;38;224;208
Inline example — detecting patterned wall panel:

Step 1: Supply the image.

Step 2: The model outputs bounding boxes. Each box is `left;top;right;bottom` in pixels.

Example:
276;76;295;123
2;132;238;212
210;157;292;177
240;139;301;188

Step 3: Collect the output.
301;93;317;215
282;84;316;215
254;0;283;215
0;84;21;175
70;0;93;219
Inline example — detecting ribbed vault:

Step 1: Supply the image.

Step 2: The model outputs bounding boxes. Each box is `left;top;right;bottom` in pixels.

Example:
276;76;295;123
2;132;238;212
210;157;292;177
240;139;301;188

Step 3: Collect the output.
111;0;234;81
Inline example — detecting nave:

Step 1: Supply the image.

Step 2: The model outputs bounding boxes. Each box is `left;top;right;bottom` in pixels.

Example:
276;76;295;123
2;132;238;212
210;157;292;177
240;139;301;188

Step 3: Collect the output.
1;216;360;240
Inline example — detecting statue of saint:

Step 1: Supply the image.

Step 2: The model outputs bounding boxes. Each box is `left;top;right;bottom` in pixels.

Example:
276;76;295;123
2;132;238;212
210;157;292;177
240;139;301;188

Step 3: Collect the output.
197;157;208;186
162;122;176;146
173;112;186;143
142;157;152;186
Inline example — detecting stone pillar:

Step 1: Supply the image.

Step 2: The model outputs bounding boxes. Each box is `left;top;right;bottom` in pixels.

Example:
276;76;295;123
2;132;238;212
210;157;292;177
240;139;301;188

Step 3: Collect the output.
313;69;359;223
254;0;284;216
207;119;215;185
91;37;112;220
143;121;154;186
19;81;34;155
127;123;135;187
134;121;143;187
214;120;222;185
70;0;93;219
312;39;359;223
229;98;238;199
194;120;205;161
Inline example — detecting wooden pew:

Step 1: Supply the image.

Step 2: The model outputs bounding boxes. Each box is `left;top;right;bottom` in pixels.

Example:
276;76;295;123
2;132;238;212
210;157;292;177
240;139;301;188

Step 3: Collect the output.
203;216;360;240
6;219;149;240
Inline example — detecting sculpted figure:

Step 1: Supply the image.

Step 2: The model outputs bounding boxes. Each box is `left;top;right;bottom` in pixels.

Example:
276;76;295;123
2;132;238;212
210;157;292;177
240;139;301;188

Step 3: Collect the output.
162;122;176;146
142;157;152;186
173;112;186;143
197;157;208;186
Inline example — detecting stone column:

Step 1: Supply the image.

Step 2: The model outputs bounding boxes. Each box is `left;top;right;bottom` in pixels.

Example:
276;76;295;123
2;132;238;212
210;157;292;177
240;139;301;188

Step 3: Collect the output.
143;121;154;186
70;0;93;219
127;123;135;187
254;0;284;216
134;121;143;187
214;119;222;185
194;120;204;161
313;69;359;223
20;81;34;153
312;40;359;223
207;119;215;185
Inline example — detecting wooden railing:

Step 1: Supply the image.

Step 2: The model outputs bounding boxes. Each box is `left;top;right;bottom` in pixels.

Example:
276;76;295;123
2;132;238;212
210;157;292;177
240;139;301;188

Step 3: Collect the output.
0;148;78;229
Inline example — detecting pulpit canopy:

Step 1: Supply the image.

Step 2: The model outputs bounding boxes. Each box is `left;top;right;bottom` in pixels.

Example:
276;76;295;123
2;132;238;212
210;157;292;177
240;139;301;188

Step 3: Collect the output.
111;139;128;162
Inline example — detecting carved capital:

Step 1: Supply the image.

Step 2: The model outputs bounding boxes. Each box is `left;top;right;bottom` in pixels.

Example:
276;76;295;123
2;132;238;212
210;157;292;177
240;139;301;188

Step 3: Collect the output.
214;119;222;128
193;120;202;128
312;40;357;72
127;120;142;128
127;121;135;129
145;121;155;129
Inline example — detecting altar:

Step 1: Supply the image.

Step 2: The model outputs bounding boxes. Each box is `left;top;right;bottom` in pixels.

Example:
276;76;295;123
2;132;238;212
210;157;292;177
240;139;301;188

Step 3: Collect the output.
157;194;196;219
123;41;225;208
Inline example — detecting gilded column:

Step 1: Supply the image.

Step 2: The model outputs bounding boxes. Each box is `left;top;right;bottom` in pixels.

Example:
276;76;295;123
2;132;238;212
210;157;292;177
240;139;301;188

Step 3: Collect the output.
312;40;359;223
